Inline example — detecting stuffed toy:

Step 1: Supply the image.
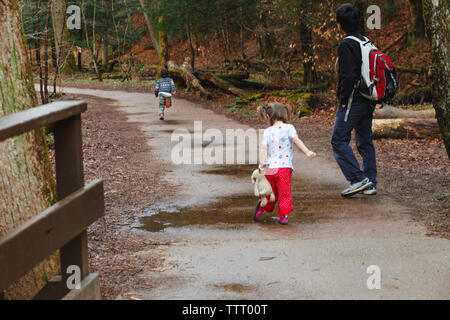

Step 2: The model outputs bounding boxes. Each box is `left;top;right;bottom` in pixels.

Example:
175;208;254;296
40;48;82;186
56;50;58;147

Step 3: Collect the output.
251;169;275;207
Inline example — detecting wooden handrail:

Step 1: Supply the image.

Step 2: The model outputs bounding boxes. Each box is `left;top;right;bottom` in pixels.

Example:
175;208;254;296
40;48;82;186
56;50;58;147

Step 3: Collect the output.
0;100;104;300
0;180;104;292
0;100;86;142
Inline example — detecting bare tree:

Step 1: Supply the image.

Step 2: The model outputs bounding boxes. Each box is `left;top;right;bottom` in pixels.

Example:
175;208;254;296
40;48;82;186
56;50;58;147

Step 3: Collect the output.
422;0;450;158
81;0;103;81
138;0;159;56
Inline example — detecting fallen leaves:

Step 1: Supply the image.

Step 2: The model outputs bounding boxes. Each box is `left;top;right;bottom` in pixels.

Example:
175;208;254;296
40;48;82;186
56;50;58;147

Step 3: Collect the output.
62;93;179;299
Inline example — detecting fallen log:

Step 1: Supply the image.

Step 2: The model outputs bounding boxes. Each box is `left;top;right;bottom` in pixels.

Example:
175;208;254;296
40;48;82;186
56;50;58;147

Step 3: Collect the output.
372;118;441;139
395;66;429;75
196;71;244;96
167;61;211;99
374;105;435;119
215;71;250;81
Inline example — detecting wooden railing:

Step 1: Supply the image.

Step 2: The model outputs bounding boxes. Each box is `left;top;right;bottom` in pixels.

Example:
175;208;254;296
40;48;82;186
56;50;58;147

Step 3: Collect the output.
0;101;105;300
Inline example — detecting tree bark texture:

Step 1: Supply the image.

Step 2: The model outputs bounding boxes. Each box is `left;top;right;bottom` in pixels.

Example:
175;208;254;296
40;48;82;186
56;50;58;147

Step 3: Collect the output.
422;0;450;158
158;17;169;76
408;0;426;39
0;0;59;300
299;22;318;86
51;0;75;71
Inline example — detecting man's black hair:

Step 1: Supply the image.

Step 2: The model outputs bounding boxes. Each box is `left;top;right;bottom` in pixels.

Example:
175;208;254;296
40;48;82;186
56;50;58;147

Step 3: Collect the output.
160;68;169;78
336;3;360;34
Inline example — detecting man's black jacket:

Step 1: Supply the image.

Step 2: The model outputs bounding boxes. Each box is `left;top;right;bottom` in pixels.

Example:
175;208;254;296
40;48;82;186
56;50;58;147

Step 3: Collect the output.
337;33;372;106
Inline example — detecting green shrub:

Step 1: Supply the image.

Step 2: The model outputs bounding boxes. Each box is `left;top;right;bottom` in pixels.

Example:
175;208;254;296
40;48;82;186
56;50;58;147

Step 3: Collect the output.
298;105;312;117
247;93;265;101
234;98;249;105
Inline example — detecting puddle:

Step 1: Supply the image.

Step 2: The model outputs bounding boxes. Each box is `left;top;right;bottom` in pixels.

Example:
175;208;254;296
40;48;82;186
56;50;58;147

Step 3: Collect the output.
161;129;193;134
128;112;157;116
137;192;352;233
138;195;260;232
212;283;256;293
202;164;256;178
137;157;379;233
159;120;191;125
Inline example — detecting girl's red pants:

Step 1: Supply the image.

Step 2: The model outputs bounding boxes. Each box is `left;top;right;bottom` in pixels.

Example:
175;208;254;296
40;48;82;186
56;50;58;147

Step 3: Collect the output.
262;168;293;216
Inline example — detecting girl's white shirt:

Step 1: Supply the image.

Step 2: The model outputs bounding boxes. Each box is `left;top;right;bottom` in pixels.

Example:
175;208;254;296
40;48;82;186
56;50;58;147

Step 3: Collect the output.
262;122;298;169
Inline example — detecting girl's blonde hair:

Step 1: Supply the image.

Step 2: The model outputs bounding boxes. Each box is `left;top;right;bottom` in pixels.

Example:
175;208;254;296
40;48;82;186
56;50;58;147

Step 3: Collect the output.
257;102;294;125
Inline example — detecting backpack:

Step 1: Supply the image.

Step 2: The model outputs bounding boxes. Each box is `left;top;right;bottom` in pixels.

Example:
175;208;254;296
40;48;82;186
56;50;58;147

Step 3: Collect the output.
345;36;399;103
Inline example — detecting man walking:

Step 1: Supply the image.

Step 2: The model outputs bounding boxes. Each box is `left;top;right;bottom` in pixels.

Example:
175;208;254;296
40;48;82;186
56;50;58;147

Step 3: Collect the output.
332;3;377;197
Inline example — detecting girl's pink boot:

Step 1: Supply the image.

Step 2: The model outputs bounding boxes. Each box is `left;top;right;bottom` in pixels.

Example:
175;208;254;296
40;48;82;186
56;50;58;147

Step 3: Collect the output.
278;215;289;225
253;200;264;221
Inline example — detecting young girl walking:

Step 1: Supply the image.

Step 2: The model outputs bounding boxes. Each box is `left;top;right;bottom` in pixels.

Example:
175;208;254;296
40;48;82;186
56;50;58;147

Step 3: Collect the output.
254;102;317;225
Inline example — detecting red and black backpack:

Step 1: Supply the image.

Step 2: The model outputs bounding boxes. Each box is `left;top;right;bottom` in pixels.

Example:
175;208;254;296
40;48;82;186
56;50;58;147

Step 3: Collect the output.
345;36;399;103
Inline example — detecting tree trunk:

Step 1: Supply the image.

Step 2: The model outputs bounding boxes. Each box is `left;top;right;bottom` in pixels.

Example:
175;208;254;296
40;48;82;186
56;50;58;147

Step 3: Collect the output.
0;0;59;300
260;11;275;58
138;0;159;56
239;23;246;60
372;119;441;139
102;41;108;67
220;24;232;59
51;0;75;71
36;0;45;103
158;17;169;76
299;22;318;87
257;35;264;59
77;50;82;71
51;41;57;68
354;0;366;36
423;0;450;158
186;22;195;72
408;0;426;39
373;105;436;119
43;2;50;103
81;0;102;81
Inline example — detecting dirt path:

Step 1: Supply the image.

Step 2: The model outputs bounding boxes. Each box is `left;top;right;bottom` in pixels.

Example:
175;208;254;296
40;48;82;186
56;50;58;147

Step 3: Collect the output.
57;87;449;299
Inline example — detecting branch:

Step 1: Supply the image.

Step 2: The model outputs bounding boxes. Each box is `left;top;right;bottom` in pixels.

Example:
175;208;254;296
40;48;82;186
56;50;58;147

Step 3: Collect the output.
383;31;408;54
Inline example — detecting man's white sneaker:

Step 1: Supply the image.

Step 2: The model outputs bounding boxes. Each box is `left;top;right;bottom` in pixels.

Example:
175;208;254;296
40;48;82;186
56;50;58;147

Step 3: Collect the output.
341;178;373;198
362;186;377;195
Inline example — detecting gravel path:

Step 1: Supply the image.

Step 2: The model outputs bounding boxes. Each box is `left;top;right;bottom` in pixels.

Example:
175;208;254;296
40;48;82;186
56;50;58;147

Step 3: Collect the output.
57;87;449;300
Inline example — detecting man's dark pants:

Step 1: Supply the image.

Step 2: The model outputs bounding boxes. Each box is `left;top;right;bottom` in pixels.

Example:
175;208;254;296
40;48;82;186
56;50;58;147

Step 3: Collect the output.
331;101;377;186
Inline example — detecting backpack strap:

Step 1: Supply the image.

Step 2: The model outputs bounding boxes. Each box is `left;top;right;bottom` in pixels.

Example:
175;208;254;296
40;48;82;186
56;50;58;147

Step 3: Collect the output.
344;36;374;47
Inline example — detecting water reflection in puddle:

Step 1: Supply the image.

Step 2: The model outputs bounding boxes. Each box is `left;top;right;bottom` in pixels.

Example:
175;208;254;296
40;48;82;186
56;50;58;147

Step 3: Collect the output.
137;164;369;233
137;193;347;233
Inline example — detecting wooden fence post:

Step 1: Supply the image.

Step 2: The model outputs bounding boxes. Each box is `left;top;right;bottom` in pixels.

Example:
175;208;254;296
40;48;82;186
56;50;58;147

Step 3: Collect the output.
54;114;89;280
0;101;102;300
